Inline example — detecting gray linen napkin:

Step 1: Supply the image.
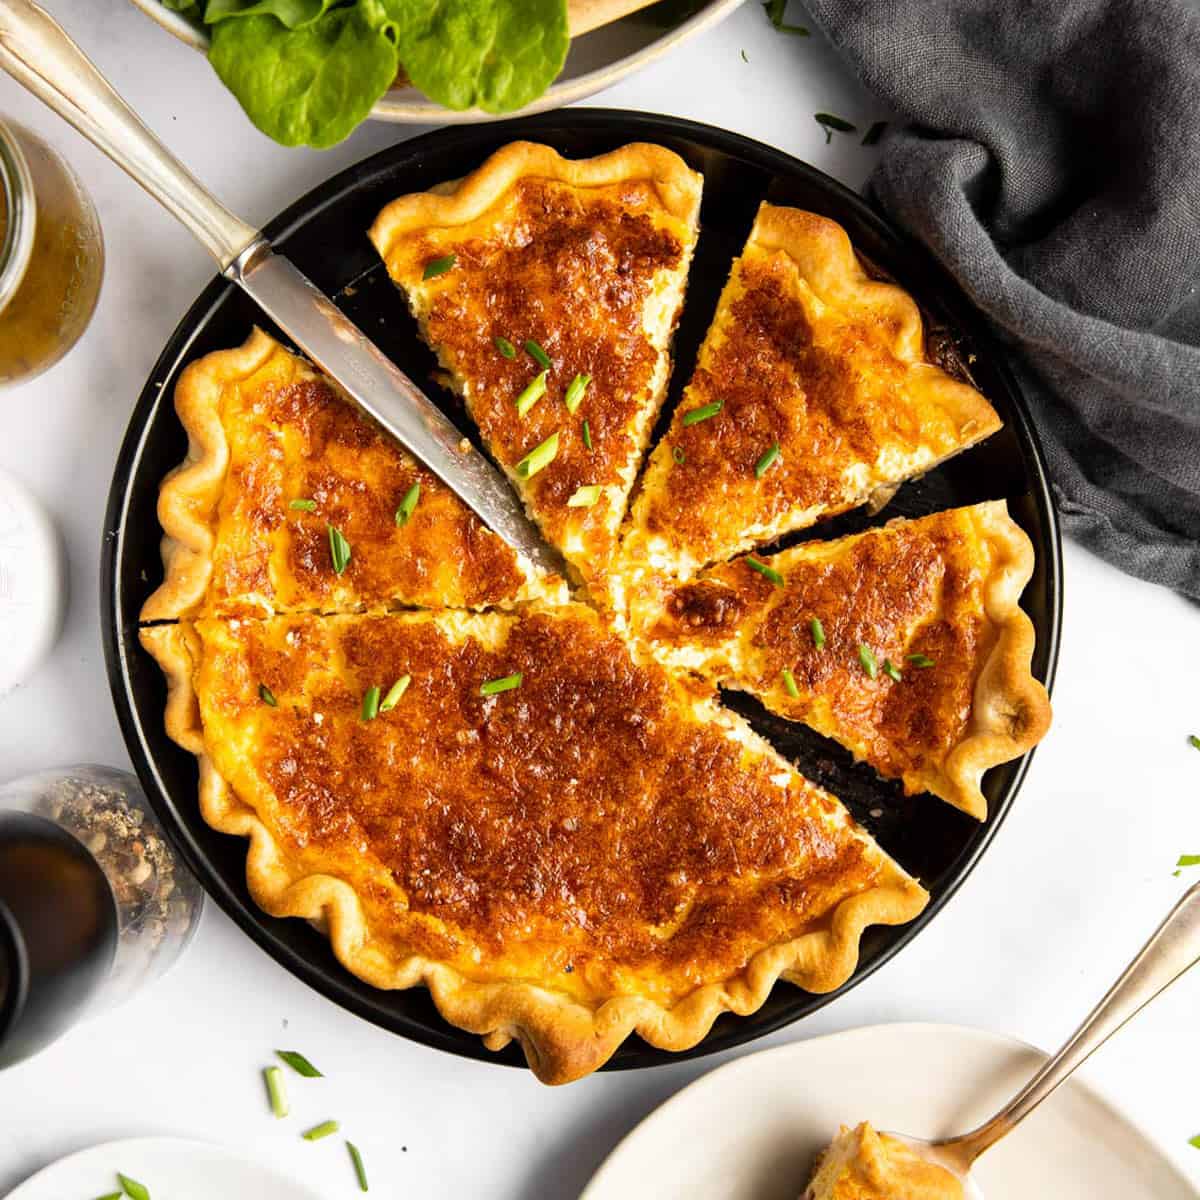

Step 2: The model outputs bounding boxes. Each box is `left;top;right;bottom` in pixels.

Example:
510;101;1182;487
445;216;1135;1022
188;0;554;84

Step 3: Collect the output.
803;0;1200;598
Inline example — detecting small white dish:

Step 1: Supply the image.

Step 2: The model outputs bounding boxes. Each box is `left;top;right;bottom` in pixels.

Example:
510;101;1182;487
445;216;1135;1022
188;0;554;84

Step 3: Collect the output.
5;1136;325;1200
582;1023;1199;1200
0;468;65;697
125;0;745;125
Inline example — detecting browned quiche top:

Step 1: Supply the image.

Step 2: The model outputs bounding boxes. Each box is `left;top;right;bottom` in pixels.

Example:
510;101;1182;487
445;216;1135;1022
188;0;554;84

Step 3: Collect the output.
141;329;557;621
370;142;702;582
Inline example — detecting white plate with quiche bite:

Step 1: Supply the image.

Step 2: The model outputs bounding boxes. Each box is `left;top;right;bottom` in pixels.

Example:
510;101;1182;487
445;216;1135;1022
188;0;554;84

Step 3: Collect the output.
582;1023;1199;1199
103;111;1061;1083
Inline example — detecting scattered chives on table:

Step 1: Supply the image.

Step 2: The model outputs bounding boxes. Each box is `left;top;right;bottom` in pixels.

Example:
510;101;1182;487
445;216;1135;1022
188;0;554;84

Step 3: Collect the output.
302;1120;341;1142
264;1065;289;1118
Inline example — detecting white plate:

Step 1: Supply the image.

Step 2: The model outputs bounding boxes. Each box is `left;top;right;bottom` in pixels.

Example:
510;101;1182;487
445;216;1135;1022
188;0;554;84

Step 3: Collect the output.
582;1023;1199;1200
5;1137;325;1200
126;0;745;125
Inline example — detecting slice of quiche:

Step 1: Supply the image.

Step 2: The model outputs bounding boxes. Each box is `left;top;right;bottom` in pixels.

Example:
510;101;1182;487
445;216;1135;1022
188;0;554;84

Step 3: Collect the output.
621;204;1002;586
369;141;702;588
141;602;926;1084
802;1123;964;1200
140;328;563;622
638;503;1050;820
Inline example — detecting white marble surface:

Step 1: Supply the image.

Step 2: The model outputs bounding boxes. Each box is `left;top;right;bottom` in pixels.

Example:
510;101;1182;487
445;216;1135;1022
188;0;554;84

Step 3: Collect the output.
0;2;1196;1196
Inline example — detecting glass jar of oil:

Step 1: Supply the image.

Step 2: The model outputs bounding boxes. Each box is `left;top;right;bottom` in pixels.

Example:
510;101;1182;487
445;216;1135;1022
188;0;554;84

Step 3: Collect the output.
0;119;104;386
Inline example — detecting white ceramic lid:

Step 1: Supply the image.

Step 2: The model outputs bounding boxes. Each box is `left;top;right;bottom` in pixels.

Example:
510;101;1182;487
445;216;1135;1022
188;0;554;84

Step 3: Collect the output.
0;467;66;696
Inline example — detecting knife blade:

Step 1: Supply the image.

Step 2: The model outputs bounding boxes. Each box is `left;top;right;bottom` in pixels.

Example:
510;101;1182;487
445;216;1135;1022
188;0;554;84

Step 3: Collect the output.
231;243;564;579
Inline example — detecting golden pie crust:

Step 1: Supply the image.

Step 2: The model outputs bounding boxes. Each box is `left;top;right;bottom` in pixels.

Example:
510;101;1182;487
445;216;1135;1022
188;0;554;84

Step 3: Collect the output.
137;154;1052;1084
803;1123;964;1200
141;604;927;1084
369;141;702;586
141;327;561;621
637;503;1051;820
621;203;1003;585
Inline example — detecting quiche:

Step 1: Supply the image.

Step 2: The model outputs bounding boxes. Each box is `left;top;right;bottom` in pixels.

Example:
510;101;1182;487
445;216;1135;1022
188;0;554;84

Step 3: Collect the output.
369;141;702;587
141;328;562;621
621;203;1003;585
803;1124;964;1200
141;603;927;1084
137;143;1054;1085
638;503;1051;820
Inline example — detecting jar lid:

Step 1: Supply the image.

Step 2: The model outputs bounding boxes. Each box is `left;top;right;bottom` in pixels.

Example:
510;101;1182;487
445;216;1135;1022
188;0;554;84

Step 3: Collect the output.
0;468;66;697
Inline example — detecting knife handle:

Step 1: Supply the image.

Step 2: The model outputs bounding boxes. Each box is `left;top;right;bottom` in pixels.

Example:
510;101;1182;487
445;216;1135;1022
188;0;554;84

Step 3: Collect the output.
0;0;259;271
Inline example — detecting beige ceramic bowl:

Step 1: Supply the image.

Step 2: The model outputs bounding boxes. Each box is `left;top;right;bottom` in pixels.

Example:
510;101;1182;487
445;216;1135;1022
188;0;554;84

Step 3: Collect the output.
126;0;745;125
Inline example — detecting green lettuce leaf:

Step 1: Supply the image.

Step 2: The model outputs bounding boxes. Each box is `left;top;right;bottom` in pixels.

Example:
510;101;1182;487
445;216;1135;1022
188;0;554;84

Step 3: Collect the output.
208;0;399;147
204;0;337;31
385;0;568;114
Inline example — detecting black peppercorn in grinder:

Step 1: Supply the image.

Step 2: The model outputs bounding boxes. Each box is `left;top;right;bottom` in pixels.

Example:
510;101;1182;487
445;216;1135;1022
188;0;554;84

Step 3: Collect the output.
0;810;118;1069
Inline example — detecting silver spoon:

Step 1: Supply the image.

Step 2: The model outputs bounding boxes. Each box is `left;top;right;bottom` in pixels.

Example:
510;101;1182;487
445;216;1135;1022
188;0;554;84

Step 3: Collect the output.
893;882;1200;1196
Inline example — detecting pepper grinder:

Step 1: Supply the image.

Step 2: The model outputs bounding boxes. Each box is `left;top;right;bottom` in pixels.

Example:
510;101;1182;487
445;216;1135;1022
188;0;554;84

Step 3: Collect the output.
0;765;204;1068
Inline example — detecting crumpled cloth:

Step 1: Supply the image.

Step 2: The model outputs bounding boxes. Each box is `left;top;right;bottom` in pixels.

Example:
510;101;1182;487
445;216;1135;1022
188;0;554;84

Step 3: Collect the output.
804;0;1200;598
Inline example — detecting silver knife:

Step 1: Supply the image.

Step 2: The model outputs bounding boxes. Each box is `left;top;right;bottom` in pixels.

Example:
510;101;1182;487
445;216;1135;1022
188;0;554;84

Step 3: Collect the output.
0;0;564;579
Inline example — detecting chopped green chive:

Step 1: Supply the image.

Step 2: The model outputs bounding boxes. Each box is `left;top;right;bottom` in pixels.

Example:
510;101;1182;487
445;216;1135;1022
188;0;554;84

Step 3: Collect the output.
259;683;278;707
1188;734;1200;751
380;675;411;712
564;373;591;415
515;432;559;480
1190;1134;1200;1150
361;686;381;722
882;658;903;682
815;112;857;144
1177;855;1200;869
422;253;455;280
754;442;781;478
394;482;421;527
582;420;593;451
810;617;826;650
907;653;935;668
858;643;878;679
672;445;686;465
328;525;351;575
524;339;552;369
481;673;523;696
264;1065;289;1118
393;482;421;527
861;120;889;146
289;498;316;511
781;668;800;698
567;485;602;508
740;48;749;62
762;0;809;34
682;399;723;427
746;556;784;586
347;1141;369;1192
515;370;548;418
303;1120;341;1142
276;1049;322;1077
117;1175;150;1200
494;335;516;359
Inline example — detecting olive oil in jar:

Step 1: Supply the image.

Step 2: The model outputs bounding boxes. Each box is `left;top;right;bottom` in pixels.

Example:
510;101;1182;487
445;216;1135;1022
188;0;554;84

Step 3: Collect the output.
0;119;103;386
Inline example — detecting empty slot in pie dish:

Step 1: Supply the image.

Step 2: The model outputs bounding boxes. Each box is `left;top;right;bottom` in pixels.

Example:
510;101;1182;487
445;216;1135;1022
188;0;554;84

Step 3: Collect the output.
135;140;1050;1082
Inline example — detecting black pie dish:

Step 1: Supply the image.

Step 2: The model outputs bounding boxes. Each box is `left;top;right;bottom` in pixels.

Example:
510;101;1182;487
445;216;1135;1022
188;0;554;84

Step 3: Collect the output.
101;109;1062;1074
